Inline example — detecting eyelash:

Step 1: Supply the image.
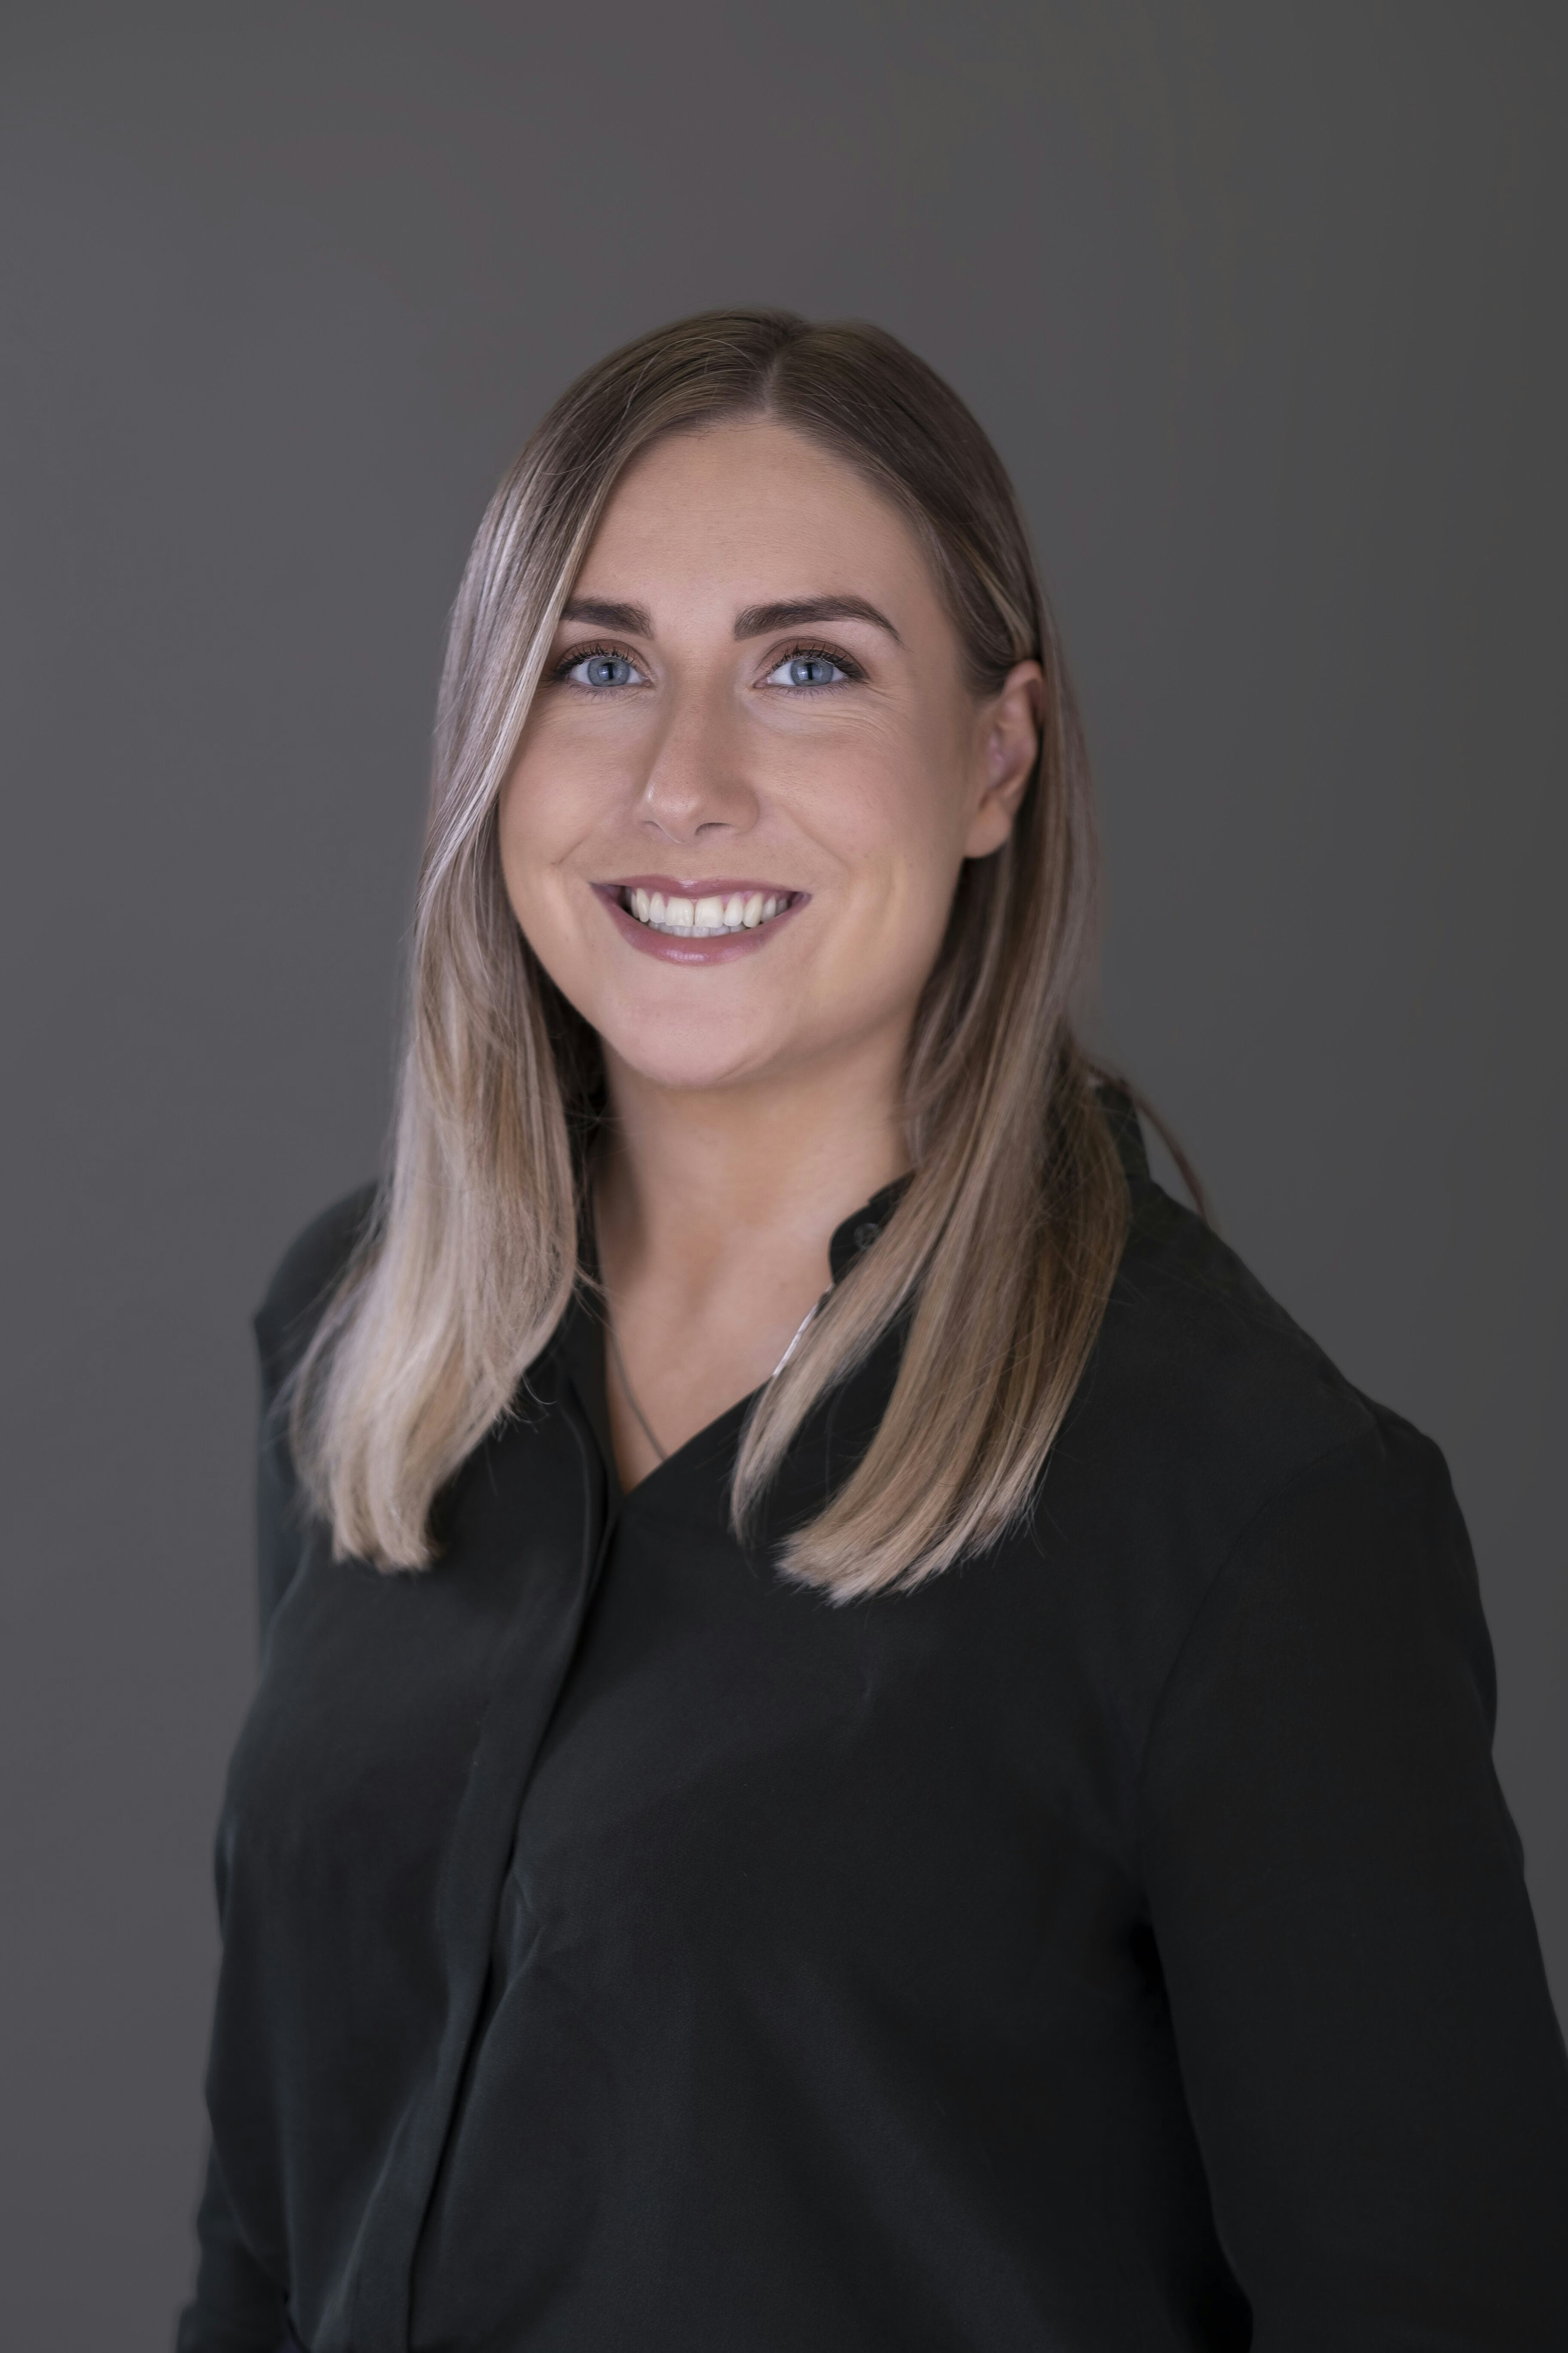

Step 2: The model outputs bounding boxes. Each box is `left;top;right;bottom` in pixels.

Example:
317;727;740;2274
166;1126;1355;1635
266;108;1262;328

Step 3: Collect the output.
769;640;866;687
548;640;641;686
546;638;867;688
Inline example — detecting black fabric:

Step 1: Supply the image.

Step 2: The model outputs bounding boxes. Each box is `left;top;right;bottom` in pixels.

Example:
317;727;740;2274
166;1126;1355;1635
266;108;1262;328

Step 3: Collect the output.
178;1113;1568;2352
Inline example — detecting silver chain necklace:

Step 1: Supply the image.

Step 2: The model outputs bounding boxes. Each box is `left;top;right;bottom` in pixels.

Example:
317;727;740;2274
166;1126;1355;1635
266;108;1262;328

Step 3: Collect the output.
602;1289;826;1467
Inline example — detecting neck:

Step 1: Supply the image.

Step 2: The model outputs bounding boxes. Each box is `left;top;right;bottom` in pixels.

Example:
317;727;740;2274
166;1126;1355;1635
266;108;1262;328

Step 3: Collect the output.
596;1029;911;1298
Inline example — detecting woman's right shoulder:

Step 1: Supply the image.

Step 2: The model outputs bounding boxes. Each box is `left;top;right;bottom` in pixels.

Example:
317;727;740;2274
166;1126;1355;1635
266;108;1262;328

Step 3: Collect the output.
254;1181;381;1391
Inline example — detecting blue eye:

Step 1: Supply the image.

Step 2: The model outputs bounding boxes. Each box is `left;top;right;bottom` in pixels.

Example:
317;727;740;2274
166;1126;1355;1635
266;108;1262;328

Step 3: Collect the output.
565;650;643;688
765;650;853;688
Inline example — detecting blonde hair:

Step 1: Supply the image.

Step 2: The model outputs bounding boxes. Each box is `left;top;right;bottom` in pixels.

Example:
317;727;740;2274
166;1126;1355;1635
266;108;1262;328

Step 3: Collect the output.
291;310;1128;1596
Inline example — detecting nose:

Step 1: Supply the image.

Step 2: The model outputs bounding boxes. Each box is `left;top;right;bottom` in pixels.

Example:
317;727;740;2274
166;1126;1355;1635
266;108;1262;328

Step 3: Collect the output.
635;682;760;845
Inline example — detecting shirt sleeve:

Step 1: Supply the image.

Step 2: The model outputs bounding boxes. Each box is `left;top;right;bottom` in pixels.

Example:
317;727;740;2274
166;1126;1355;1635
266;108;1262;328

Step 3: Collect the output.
174;2146;288;2353
176;1296;323;2349
1139;1412;1568;2351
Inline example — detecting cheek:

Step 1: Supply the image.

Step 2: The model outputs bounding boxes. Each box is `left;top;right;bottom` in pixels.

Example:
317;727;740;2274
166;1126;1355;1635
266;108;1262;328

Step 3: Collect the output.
494;782;539;935
496;737;605;922
799;723;971;926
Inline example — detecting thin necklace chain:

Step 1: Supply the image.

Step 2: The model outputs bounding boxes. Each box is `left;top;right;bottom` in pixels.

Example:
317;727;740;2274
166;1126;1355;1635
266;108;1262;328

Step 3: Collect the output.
603;1307;669;1464
601;1290;827;1468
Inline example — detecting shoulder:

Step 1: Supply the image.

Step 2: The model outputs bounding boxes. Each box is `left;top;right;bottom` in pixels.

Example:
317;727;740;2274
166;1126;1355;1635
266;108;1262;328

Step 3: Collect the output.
1088;1170;1379;1490
1043;1169;1460;1646
254;1182;381;1392
1005;1165;1481;1787
1084;1084;1367;1490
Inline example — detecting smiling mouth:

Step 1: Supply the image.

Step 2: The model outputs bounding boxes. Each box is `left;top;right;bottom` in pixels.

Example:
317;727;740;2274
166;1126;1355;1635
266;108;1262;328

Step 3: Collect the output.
617;885;800;938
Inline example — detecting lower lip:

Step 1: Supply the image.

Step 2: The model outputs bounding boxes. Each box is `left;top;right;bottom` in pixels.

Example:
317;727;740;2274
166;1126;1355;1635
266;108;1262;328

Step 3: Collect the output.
593;887;809;966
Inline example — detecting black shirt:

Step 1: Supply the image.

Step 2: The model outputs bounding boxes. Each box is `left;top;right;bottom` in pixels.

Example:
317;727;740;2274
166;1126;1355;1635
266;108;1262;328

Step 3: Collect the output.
180;1109;1568;2351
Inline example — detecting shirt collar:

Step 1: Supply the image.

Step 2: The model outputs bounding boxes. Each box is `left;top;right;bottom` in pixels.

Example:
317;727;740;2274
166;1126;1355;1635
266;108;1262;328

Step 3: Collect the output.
826;1174;913;1286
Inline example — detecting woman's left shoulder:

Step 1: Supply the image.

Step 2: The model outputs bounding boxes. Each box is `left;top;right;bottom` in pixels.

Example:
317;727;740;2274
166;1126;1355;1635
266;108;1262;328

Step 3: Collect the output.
1055;1172;1458;1601
1106;1173;1385;1441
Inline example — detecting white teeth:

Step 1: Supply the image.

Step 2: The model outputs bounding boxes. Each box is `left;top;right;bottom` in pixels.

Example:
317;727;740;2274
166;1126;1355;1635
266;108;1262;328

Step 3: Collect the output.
622;887;793;935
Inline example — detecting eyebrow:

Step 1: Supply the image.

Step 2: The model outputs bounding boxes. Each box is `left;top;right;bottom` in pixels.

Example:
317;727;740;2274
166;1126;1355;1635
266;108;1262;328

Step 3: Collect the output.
560;597;654;633
557;592;902;645
733;596;901;645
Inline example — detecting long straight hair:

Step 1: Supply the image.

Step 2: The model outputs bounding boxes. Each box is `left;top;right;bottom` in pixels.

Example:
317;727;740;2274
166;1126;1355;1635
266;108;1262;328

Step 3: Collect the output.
291;310;1129;1596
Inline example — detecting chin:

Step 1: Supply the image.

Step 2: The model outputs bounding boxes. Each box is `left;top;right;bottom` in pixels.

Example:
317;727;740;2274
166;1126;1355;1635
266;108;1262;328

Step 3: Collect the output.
596;1008;795;1095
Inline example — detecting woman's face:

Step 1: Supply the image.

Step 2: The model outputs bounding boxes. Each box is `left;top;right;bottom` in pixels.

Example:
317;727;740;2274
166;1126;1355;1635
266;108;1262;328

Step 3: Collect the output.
498;417;1040;1096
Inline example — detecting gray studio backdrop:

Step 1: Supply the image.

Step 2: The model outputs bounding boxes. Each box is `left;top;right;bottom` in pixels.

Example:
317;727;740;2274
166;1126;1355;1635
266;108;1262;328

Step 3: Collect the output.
2;2;1564;2340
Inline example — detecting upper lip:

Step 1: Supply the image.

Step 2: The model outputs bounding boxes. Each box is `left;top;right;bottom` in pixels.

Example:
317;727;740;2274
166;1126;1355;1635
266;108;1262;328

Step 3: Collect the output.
597;875;804;898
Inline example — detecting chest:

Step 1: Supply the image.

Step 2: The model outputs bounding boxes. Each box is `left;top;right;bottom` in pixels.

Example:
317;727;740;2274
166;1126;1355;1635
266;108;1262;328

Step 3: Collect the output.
225;1387;1161;2051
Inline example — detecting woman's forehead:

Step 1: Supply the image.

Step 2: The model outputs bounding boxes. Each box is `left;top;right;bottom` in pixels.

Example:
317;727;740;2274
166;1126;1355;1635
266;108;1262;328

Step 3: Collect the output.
575;417;939;619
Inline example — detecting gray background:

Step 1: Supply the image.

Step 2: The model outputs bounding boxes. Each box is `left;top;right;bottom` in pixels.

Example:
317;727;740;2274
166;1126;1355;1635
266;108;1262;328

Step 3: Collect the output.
2;2;1563;2338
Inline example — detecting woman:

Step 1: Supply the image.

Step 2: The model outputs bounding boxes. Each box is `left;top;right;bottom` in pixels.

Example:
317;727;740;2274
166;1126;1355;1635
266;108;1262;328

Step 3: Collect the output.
180;311;1568;2351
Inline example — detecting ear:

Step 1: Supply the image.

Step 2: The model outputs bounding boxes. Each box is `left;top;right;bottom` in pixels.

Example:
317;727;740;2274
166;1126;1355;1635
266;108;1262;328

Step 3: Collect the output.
964;660;1043;859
